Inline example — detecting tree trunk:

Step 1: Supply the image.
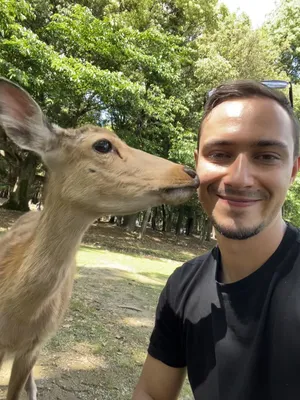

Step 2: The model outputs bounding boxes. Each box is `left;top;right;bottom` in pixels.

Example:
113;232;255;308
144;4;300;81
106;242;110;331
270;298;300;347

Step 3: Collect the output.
116;216;123;226
161;205;172;232
185;217;194;236
1;164;19;204
151;207;158;230
166;208;173;232
138;208;151;239
1;178;19;210
162;205;167;232
175;206;184;235
198;217;211;245
205;219;212;241
122;213;139;232
1;153;38;211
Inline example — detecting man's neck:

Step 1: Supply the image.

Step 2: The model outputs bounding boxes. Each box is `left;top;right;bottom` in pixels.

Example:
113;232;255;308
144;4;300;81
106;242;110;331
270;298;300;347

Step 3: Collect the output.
216;216;287;284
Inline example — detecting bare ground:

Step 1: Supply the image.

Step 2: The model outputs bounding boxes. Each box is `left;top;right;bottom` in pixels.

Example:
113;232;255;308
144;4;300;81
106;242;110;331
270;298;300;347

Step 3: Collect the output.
0;207;213;399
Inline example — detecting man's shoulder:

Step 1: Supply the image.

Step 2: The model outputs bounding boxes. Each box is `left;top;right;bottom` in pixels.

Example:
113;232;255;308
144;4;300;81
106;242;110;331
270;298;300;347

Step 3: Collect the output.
171;249;215;279
279;223;300;260
165;248;217;300
287;222;300;243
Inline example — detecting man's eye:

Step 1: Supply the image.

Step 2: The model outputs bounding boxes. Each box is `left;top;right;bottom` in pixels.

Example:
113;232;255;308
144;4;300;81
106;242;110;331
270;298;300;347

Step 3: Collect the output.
255;154;280;162
208;152;231;160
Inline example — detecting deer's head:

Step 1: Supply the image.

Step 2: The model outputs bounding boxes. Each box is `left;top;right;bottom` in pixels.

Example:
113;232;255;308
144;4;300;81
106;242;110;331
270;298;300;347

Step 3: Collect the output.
0;78;198;216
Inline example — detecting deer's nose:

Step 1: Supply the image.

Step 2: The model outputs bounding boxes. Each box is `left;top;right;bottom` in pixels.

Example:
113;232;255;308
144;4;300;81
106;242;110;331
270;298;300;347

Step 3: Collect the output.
183;167;200;187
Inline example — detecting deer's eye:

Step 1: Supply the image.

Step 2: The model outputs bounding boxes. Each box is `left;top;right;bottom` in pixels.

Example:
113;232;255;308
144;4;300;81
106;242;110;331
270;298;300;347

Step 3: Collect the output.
93;139;113;154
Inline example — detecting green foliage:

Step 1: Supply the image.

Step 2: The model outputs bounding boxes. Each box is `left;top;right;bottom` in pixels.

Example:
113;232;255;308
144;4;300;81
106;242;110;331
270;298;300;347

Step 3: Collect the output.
194;10;287;98
0;1;144;130
284;174;300;226
268;0;300;84
0;0;300;224
0;0;286;160
292;84;300;120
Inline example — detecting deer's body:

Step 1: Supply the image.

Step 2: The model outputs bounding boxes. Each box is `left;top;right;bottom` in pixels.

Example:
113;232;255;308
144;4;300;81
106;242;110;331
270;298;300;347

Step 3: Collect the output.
0;78;198;399
0;208;78;400
0;211;74;351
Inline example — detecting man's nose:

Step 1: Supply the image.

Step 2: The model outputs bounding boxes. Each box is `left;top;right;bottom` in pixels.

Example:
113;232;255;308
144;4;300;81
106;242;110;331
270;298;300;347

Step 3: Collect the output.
223;154;255;188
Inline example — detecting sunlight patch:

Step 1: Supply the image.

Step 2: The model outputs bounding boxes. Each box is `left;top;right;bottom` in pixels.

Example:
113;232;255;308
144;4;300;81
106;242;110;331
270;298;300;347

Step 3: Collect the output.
133;273;165;285
55;343;108;371
0;358;51;385
132;349;148;365
123;316;154;328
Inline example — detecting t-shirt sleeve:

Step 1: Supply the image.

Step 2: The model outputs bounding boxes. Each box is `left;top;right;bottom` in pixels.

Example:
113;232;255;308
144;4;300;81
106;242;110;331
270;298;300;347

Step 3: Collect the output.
148;270;186;368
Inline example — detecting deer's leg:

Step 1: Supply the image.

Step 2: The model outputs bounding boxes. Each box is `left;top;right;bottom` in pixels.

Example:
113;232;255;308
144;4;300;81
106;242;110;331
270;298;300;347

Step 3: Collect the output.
25;371;37;400
6;348;39;400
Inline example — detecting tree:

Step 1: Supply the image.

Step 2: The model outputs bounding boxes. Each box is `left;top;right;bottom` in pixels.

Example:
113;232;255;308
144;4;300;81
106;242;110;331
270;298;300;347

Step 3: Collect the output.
0;0;146;209
1;0;298;230
194;8;286;97
268;0;300;84
284;175;300;226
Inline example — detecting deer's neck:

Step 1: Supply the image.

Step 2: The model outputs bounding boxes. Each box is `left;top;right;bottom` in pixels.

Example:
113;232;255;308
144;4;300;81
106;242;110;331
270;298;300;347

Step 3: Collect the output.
33;203;92;259
18;201;95;314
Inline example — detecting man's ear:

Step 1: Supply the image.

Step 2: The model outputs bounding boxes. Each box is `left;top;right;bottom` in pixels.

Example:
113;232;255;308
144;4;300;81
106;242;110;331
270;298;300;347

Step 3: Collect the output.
194;149;199;166
0;78;59;157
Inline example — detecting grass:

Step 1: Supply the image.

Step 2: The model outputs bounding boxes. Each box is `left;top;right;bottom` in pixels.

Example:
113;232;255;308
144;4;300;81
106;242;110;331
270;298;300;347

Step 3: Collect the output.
0;209;213;399
39;246;193;399
53;245;195;399
78;245;181;278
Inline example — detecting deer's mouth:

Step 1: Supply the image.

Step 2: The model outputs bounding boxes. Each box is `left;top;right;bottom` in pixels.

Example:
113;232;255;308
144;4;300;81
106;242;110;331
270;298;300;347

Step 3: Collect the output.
160;184;198;205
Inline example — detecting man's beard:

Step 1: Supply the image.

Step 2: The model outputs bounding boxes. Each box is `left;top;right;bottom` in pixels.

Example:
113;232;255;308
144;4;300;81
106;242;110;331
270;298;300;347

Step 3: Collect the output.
211;215;265;240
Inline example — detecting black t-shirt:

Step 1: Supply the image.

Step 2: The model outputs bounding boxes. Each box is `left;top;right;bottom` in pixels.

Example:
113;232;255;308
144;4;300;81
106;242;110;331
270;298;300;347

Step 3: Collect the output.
148;223;300;400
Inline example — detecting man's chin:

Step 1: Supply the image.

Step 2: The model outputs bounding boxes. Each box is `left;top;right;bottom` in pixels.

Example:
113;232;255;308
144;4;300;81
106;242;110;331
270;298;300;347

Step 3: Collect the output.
212;218;265;240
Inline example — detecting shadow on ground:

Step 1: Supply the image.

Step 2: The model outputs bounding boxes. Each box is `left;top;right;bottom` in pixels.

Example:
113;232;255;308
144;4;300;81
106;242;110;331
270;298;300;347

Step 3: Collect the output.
83;223;214;263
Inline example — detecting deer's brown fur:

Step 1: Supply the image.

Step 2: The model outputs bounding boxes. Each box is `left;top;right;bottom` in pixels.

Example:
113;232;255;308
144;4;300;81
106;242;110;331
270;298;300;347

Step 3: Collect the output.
0;78;198;399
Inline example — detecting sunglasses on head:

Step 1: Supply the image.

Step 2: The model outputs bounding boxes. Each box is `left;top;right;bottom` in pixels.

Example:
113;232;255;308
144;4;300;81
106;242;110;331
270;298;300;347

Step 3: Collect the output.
207;80;293;108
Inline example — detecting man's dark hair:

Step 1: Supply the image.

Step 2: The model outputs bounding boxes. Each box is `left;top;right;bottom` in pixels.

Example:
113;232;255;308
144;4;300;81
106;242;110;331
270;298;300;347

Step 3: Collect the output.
198;80;300;158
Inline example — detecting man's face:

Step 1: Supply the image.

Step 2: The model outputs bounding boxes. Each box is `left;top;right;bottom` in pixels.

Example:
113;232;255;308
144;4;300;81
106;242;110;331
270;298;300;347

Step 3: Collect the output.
195;97;300;240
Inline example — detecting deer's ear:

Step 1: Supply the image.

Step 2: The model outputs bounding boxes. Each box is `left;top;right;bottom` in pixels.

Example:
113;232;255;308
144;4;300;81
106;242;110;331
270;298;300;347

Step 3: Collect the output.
0;78;59;156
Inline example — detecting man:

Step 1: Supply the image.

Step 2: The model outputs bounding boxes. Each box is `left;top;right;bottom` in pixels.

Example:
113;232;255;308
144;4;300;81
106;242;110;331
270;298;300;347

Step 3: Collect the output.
132;80;300;400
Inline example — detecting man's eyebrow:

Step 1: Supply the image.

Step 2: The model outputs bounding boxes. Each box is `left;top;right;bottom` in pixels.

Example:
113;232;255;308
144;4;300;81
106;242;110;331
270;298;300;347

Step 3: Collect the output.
202;139;288;150
202;140;234;149
253;140;288;149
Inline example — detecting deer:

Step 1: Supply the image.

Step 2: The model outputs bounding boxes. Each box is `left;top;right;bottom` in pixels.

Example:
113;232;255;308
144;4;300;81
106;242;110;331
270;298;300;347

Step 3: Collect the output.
0;78;199;400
